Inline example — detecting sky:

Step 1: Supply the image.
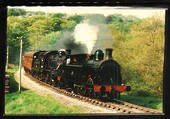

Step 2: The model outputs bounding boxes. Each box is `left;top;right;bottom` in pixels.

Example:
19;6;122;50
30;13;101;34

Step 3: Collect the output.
9;6;166;19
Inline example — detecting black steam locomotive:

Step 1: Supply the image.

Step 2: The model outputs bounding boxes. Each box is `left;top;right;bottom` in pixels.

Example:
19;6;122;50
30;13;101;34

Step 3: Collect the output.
23;48;130;99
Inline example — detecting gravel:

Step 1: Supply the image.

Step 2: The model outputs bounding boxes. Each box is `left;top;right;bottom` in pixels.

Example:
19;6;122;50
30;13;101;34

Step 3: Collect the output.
15;69;119;114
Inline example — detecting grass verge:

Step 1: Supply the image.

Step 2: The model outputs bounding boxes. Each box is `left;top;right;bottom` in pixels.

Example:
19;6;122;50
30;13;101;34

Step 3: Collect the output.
5;66;85;114
120;95;162;112
5;91;85;114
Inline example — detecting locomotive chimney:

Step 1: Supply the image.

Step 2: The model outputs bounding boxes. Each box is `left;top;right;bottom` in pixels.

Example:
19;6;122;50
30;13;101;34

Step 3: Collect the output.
105;48;113;59
66;49;71;54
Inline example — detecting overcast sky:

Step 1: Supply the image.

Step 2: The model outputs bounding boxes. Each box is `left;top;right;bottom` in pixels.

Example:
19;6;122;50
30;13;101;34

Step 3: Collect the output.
9;6;166;19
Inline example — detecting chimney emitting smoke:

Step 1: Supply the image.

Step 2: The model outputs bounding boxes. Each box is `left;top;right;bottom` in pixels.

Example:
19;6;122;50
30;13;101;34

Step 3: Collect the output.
105;48;113;59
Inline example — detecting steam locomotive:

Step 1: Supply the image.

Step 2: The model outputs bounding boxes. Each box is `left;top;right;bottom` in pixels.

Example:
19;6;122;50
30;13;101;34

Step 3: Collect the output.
23;48;130;99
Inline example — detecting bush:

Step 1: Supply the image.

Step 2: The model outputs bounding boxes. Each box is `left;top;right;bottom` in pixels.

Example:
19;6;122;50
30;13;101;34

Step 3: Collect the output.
112;16;164;98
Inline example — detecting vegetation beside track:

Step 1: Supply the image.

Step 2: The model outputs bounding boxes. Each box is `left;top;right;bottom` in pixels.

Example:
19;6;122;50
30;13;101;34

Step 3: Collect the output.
5;65;85;114
120;95;162;112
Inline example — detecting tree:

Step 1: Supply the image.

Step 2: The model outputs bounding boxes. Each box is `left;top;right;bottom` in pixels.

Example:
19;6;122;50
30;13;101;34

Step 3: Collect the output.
39;31;62;50
112;16;165;97
50;18;66;32
27;18;50;50
7;17;30;64
61;20;77;31
67;15;84;24
106;14;124;24
50;13;67;18
26;11;46;16
8;8;26;16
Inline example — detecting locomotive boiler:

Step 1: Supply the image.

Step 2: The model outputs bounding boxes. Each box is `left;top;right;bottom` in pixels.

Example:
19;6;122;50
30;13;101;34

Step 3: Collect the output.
23;48;130;99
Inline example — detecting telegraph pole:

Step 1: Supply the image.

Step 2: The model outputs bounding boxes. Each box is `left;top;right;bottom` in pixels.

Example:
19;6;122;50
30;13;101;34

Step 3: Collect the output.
19;38;22;93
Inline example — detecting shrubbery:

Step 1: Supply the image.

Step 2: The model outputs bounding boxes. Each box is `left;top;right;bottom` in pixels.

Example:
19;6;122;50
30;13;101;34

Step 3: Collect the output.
112;16;164;98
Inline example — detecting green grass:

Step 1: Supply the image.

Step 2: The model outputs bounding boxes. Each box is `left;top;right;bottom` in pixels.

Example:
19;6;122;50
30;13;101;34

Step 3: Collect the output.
120;94;163;112
5;91;85;114
5;66;85;114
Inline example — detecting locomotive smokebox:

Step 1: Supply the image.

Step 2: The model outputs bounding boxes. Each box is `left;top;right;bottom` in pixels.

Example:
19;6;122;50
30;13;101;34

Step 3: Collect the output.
105;48;113;59
66;49;71;54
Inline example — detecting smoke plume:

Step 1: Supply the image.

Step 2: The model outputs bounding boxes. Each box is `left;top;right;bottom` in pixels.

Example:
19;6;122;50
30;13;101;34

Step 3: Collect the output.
39;16;113;55
73;19;113;54
60;31;88;54
74;20;99;54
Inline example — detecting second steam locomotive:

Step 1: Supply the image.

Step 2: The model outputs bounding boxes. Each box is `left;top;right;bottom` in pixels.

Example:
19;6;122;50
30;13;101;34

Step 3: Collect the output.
23;48;130;99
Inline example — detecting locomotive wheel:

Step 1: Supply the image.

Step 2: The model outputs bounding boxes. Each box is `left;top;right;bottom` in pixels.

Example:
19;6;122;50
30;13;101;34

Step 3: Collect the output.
84;88;90;97
56;81;60;88
110;89;116;99
73;85;80;94
58;81;64;89
89;89;96;98
35;74;38;79
49;80;52;85
79;87;82;95
83;88;88;96
76;87;79;94
45;74;49;84
38;73;42;80
73;86;78;94
51;80;56;87
40;73;44;81
86;89;90;97
80;87;86;96
115;92;120;99
39;74;42;81
77;87;81;94
110;90;120;99
49;76;53;85
58;81;61;89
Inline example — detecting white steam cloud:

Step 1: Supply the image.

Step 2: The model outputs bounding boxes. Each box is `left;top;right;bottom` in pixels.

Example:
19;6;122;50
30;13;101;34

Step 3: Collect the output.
73;19;113;54
74;20;99;54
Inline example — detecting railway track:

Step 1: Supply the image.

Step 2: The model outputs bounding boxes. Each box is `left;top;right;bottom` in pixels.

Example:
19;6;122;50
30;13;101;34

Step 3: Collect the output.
25;72;162;114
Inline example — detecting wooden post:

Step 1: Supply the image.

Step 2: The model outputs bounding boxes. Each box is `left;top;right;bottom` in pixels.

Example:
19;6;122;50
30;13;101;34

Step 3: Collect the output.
19;39;22;93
